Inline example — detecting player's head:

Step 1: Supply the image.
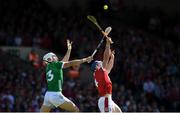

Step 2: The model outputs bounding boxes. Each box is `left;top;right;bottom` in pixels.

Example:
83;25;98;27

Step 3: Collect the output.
91;60;103;71
43;52;58;64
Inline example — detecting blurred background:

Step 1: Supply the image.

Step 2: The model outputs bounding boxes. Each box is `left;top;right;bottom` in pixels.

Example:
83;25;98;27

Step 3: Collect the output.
0;0;180;112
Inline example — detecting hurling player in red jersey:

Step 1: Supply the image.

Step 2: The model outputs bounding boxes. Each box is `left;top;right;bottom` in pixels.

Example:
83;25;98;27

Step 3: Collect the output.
91;36;122;113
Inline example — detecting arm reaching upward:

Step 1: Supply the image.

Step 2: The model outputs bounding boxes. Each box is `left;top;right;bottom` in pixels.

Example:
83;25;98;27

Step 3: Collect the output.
106;51;115;74
103;37;112;69
63;56;93;68
61;40;72;62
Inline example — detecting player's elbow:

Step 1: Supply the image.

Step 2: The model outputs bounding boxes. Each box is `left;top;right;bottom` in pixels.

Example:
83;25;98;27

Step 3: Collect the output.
63;62;70;68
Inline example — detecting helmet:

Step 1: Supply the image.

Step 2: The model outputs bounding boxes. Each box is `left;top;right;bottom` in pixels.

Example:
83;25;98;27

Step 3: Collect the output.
43;52;57;63
91;60;103;71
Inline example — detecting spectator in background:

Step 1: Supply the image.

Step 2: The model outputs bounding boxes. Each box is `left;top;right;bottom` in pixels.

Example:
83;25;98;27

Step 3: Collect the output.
41;33;52;49
67;64;80;78
0;0;179;112
14;35;22;46
28;49;40;68
143;78;155;94
32;33;41;48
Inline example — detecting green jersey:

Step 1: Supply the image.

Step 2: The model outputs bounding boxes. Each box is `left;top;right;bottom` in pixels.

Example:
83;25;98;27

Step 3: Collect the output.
46;61;64;92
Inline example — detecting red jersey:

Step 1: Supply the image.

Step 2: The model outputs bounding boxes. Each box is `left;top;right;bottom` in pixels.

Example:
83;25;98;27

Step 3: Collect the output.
94;68;112;96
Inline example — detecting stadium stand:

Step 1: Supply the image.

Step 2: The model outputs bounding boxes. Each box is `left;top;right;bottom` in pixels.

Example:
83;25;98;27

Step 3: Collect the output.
0;0;179;112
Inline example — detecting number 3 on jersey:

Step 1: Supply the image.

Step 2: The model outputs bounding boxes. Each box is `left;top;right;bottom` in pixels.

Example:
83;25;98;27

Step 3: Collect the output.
47;70;54;81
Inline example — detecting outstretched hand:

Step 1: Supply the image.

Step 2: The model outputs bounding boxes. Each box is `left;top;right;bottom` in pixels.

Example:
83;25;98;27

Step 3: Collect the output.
101;31;114;44
87;56;93;63
67;39;73;50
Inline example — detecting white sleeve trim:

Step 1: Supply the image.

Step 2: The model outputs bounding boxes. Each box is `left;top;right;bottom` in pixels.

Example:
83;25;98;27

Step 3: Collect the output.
61;62;64;68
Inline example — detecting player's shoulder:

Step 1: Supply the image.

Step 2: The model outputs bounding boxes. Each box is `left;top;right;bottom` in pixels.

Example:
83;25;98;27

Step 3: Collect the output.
48;61;63;67
102;68;107;71
103;68;108;74
56;61;64;64
52;61;63;64
99;68;107;73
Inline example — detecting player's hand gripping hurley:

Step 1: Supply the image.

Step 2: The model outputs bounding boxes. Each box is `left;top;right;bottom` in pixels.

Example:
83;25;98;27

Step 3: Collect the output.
91;27;112;56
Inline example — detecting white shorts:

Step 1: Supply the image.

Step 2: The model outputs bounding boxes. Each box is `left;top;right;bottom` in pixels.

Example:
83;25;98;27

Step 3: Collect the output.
98;95;115;112
43;91;71;108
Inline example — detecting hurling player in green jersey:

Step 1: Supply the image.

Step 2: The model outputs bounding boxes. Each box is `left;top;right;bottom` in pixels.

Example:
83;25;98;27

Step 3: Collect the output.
40;40;93;112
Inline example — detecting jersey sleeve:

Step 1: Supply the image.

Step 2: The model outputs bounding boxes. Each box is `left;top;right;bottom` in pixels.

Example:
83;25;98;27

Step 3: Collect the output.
55;61;64;69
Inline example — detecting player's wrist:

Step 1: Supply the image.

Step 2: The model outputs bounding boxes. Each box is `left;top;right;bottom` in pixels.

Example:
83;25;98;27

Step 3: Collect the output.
106;40;111;45
82;58;86;63
106;44;110;48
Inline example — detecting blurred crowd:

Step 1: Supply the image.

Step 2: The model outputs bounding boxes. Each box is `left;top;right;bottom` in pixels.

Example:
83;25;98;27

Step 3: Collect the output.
0;0;180;112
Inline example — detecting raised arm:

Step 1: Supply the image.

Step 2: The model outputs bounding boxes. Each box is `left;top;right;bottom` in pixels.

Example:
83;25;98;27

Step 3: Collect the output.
61;40;72;62
106;51;115;74
63;56;93;68
102;37;112;69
